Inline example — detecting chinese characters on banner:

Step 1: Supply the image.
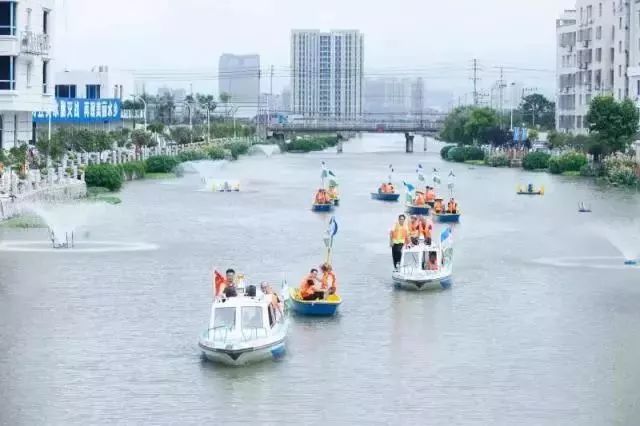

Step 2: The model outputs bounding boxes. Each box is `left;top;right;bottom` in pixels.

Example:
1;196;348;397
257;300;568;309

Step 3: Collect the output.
32;98;122;123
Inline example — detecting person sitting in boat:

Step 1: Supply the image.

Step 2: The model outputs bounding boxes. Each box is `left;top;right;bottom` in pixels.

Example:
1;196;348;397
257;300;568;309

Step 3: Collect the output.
425;187;436;204
527;183;534;193
434;199;444;214
426;252;439;271
327;185;339;201
446;198;458;214
409;216;423;246
390;215;409;269
387;182;395;193
379;183;388;193
260;282;283;325
420;217;433;246
314;189;329;204
413;191;426;206
320;263;337;295
299;273;325;300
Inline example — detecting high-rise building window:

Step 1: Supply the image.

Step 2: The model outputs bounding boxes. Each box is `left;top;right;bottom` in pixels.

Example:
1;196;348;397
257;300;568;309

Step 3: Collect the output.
0;1;17;36
0;56;16;90
599;2;602;17
596;26;602;40
42;60;48;93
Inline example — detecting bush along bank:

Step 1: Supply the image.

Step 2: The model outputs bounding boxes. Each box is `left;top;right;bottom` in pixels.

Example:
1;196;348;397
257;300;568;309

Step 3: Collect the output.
84;139;255;192
285;136;340;153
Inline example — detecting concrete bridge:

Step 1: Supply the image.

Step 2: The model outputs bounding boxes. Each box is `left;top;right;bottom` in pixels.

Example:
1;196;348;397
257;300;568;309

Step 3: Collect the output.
267;120;444;134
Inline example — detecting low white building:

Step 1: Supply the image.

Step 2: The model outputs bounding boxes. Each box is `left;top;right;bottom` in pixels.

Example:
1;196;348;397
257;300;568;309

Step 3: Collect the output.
0;0;55;149
54;66;135;101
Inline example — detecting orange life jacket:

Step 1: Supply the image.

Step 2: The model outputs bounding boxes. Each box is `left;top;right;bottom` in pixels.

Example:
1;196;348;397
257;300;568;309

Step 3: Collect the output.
299;277;316;297
322;271;337;291
426;190;436;202
315;191;327;204
421;219;432;238
434;201;443;213
414;194;426;206
410;220;422;238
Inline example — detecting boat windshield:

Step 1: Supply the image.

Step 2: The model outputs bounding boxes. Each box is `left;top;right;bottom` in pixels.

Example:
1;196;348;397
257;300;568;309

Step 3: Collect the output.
241;306;263;329
214;307;236;329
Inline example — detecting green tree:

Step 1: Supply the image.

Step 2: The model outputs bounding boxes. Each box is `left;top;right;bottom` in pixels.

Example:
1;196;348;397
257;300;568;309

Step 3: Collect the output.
440;106;472;144
130;129;155;149
520;94;555;129
464;107;499;144
169;127;194;145
157;93;176;125
585;96;639;154
219;92;232;103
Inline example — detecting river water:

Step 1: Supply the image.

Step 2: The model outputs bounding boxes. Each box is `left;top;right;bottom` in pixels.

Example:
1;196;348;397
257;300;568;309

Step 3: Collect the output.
1;134;640;425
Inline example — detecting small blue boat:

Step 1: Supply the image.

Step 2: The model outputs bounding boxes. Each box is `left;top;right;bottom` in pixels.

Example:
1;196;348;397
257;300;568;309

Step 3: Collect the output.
371;192;400;202
312;203;334;213
433;212;461;223
406;205;430;216
288;288;341;316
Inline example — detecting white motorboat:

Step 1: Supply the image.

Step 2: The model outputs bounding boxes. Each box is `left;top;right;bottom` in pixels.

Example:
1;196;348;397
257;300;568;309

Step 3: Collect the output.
392;239;453;291
199;286;288;366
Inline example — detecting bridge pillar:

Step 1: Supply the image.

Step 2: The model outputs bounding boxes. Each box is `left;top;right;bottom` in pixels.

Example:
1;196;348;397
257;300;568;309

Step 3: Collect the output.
405;132;414;153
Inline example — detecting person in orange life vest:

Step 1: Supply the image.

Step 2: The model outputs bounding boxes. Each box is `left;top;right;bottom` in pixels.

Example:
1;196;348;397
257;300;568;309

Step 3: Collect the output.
387;182;395;193
434;199;443;214
320;263;337;295
215;268;238;298
409;215;422;246
414;191;426;206
425;187;436;203
447;198;458;213
299;268;324;300
420;217;433;246
315;189;328;204
389;214;409;269
379;183;388;193
327;185;339;201
426;252;439;271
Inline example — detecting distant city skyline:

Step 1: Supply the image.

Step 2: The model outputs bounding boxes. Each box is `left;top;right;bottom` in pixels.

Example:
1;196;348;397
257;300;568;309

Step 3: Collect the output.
54;0;570;101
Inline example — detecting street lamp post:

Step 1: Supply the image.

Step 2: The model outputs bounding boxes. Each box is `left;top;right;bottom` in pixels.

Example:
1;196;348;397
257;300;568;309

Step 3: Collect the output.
131;95;147;130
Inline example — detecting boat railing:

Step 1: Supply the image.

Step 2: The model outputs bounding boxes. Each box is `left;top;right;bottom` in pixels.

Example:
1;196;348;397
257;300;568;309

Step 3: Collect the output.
206;326;231;342
241;327;268;341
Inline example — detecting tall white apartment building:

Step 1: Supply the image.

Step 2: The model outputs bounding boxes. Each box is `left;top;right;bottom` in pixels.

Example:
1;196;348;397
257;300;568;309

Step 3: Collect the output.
0;0;55;149
556;1;635;133
291;29;364;119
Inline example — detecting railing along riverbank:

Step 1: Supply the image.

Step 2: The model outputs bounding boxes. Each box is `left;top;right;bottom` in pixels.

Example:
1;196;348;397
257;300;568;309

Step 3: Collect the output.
0;137;257;221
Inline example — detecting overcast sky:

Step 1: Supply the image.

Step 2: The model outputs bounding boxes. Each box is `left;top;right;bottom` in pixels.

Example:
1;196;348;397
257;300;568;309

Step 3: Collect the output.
55;0;575;97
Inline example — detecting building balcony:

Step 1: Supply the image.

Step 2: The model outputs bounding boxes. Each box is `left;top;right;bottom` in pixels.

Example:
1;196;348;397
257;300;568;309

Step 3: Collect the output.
20;31;50;56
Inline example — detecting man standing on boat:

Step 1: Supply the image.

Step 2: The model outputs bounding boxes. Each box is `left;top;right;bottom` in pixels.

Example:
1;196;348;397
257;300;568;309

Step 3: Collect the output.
390;215;409;270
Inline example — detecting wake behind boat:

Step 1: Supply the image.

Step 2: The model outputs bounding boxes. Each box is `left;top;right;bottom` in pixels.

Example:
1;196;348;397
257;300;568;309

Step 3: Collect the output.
199;272;288;366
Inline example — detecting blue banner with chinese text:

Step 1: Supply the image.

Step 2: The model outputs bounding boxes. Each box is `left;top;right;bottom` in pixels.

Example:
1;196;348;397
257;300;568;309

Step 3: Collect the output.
32;98;122;123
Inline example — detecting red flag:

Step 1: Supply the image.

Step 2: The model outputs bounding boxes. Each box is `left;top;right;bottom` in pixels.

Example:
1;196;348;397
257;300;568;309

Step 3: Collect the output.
213;270;226;297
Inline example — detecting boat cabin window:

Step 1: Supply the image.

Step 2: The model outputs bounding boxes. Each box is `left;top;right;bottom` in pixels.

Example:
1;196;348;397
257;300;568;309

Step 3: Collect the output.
241;306;263;329
402;251;423;270
214;307;236;329
425;251;439;271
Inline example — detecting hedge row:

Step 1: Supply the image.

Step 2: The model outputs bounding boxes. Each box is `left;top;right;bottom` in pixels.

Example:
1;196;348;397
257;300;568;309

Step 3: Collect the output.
286;136;339;153
447;146;484;163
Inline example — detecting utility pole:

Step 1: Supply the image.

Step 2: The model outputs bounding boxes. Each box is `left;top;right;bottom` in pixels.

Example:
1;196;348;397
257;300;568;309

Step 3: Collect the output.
497;67;507;128
471;58;480;106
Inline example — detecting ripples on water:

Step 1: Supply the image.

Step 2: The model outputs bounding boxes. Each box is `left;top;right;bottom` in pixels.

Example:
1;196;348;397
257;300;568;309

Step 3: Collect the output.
1;135;640;424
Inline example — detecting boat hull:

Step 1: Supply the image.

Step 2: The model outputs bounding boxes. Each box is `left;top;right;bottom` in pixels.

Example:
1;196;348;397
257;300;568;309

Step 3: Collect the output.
371;192;400;202
392;274;452;291
434;213;460;223
199;338;286;366
517;191;543;195
287;289;341;316
312;203;334;212
405;205;430;215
